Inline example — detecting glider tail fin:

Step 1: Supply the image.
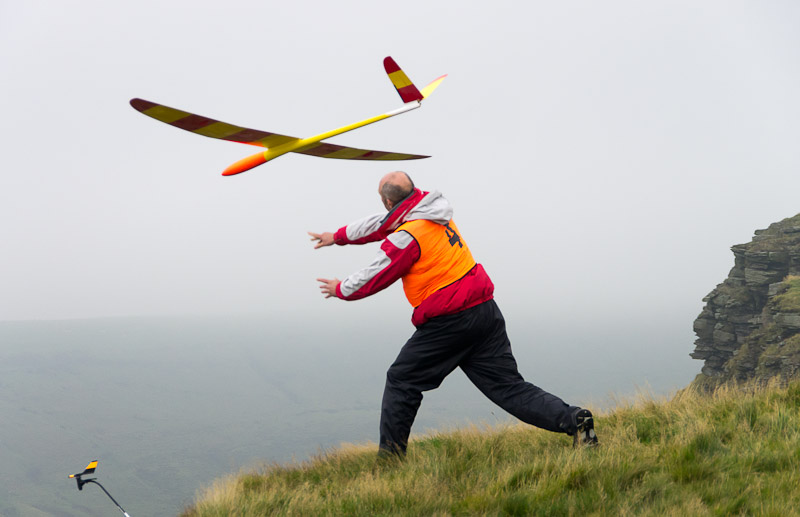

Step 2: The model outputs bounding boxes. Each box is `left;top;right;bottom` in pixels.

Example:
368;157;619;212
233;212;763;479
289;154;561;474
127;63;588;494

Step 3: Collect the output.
69;460;98;479
384;57;447;102
383;57;424;103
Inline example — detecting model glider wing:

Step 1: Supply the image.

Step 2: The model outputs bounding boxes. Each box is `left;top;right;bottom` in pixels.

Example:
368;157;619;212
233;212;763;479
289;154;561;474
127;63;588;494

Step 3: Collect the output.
295;142;428;161
222;140;428;175
130;98;300;149
133;97;430;176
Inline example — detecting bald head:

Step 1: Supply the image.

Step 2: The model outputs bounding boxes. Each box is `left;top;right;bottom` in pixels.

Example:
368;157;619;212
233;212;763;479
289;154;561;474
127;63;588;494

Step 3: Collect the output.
378;171;415;210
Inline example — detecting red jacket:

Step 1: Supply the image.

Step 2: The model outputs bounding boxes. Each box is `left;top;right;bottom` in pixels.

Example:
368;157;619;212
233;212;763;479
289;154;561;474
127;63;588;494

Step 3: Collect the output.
333;189;494;326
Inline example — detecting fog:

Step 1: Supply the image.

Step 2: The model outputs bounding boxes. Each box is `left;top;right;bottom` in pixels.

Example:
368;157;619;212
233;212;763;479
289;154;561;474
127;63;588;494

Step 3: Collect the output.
2;1;799;326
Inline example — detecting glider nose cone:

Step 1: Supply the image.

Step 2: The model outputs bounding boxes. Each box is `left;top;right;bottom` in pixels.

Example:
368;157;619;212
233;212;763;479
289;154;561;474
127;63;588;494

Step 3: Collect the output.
222;151;268;176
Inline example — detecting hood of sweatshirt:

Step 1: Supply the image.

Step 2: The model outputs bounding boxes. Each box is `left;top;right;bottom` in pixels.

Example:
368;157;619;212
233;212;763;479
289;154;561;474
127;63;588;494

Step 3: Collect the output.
401;190;453;225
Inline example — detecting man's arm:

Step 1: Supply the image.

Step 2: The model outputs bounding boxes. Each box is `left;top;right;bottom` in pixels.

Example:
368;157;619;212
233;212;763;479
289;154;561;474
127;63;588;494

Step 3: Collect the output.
311;189;427;247
315;231;420;301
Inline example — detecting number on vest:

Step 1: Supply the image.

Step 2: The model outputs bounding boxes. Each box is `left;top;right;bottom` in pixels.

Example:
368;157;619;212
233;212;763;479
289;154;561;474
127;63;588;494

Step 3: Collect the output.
444;222;463;248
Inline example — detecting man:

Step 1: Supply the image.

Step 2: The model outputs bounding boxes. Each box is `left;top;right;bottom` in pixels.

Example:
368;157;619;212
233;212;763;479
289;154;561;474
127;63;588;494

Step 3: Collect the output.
310;171;598;456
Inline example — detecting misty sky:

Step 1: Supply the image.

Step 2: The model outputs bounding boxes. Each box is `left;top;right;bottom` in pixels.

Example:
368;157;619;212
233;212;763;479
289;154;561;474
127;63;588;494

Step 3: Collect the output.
2;0;799;329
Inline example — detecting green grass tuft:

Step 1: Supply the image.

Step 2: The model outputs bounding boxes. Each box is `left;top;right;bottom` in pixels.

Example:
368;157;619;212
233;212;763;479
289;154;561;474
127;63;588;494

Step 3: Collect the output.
181;381;800;516
772;275;800;313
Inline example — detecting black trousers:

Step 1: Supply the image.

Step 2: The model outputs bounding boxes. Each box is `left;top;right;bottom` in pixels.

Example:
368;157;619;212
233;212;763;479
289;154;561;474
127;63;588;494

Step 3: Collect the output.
379;299;577;455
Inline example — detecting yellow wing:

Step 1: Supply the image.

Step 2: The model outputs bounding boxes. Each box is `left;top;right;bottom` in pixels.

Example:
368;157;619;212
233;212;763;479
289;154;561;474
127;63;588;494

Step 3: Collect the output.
130;99;429;171
294;142;428;161
130;98;299;149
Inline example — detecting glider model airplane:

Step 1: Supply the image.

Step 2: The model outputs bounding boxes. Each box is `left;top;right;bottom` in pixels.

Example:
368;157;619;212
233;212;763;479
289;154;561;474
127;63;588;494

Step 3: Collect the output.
130;57;446;176
69;460;131;516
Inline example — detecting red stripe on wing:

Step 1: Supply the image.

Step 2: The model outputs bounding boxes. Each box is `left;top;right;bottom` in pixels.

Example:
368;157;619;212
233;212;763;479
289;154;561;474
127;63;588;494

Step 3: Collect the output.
296;143;345;157
130;98;160;112
224;128;279;143
170;114;216;131
353;150;391;159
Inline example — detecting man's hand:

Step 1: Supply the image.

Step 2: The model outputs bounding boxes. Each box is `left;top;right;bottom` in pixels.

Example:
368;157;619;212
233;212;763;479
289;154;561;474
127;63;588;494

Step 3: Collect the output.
308;231;334;249
317;278;341;298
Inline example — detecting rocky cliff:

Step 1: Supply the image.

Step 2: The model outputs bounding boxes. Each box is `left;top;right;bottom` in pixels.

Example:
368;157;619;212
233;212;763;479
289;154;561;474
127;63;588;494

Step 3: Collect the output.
692;213;800;386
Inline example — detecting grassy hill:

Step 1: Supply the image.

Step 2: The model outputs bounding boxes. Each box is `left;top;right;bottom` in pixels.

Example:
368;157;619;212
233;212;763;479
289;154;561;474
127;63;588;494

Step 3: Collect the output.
180;381;800;516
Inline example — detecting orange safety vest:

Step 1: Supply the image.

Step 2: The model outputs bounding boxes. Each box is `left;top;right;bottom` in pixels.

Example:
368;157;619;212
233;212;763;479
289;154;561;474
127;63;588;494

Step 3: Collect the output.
395;219;476;308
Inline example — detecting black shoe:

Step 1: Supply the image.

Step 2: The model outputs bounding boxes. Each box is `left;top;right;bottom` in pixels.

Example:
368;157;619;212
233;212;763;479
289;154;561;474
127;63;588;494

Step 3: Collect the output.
571;408;598;448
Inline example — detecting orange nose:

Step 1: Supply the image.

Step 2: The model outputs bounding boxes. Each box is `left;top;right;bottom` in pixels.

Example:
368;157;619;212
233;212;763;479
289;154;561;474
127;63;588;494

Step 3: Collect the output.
222;151;268;176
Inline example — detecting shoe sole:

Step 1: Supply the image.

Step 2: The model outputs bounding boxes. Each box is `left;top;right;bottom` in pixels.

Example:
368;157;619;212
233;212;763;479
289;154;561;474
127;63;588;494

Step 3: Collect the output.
573;409;599;448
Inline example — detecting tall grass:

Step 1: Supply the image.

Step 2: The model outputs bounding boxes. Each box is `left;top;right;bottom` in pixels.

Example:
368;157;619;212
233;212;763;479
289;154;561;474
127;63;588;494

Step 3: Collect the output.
181;381;800;516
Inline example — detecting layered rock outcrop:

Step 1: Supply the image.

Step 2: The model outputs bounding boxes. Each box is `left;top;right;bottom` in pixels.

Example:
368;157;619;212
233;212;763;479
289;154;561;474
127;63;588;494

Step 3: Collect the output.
691;213;800;385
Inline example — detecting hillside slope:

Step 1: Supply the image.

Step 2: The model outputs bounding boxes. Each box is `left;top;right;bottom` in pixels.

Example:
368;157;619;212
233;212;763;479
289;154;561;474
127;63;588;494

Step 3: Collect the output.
181;382;800;516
